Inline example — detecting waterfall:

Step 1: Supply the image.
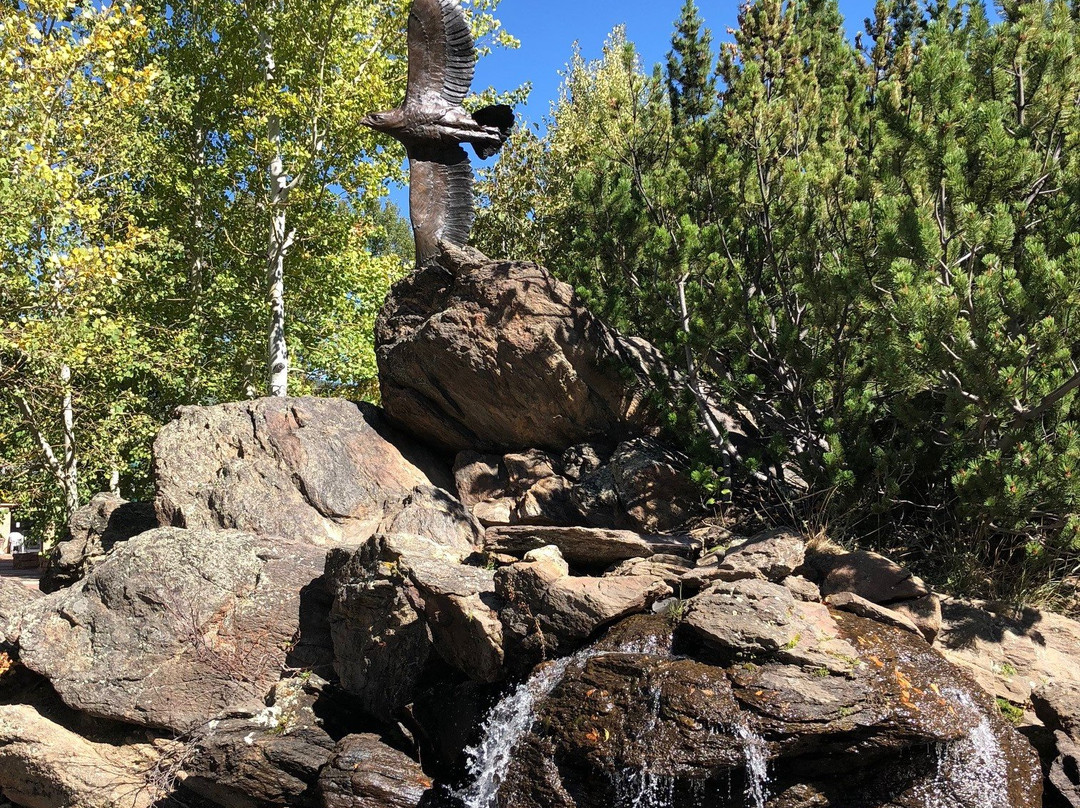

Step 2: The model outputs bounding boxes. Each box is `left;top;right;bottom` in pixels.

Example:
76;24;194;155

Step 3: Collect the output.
928;690;1011;808
614;769;676;808
735;722;770;808
457;635;772;808
457;649;598;808
614;681;673;808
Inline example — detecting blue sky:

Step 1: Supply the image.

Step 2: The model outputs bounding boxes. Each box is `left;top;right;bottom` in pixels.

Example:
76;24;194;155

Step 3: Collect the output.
389;0;882;213
474;0;890;123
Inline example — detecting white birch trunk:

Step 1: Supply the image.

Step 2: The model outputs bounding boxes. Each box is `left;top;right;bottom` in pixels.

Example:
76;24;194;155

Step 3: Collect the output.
60;364;79;515
263;13;291;398
14;366;79;519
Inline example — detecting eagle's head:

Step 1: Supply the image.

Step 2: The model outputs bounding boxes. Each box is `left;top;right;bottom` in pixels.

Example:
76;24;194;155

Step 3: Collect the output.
360;109;401;134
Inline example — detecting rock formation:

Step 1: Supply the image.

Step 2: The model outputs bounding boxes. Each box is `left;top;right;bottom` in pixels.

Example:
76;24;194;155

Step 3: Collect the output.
40;492;157;594
0;244;1060;808
375;244;665;452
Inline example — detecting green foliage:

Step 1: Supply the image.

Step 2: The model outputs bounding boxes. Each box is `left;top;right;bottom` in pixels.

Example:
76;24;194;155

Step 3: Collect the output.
0;0;512;533
996;697;1024;725
475;0;1080;601
666;0;716;124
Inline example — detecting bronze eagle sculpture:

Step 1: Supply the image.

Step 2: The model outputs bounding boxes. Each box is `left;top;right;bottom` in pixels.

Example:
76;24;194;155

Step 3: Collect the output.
362;0;514;266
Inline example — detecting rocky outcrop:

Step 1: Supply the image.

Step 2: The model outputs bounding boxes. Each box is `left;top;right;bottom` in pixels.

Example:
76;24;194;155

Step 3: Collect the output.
688;528;806;587
0;240;1055;808
18;527;329;733
455;440;701;533
605;554;695;588
492;613;1043;808
0;577;42;646
40;492;157;593
180;676;335;808
607;438;699;532
153;397;460;548
0;700;170;808
375;245;664;453
318;734;431;808
495;547;671;661
937;597;1080;705
684;578;860;673
325;531;504;722
485;525;694;568
802;545;942;643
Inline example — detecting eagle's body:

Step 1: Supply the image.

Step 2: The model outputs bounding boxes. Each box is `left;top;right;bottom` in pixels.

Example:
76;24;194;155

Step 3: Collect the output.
362;0;514;265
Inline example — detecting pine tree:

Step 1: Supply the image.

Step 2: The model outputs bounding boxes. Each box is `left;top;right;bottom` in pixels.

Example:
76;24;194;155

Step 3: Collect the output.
666;0;716;124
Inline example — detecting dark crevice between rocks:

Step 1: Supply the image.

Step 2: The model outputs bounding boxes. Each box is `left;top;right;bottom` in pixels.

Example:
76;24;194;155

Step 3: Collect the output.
285;575;336;682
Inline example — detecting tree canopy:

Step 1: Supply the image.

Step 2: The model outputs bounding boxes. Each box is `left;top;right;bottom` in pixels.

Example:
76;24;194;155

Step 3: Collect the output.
0;0;513;532
474;0;1080;601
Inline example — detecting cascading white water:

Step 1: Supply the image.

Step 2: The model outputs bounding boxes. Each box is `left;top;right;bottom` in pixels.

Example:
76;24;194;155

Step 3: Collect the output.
734;722;771;808
927;690;1011;808
614;682;673;808
457;635;772;808
614;769;676;808
457;649;598;808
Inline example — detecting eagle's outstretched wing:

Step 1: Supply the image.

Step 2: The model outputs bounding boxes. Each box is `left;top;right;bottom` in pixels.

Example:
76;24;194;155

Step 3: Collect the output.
407;144;474;266
405;0;475;109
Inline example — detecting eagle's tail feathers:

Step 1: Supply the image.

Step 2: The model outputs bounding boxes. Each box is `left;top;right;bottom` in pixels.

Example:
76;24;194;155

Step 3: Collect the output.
473;104;515;136
471;104;515;159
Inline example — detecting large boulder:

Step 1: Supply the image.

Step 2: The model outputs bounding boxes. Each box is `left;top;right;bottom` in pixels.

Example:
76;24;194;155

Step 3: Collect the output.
683;578;860;673
374;244;664;453
41;492;158;593
495;548;671;661
325;532;504;722
318;734;431;808
154;397;462;548
17;527;328;732
0;701;169;808
484;613;1042;808
180;676;335;808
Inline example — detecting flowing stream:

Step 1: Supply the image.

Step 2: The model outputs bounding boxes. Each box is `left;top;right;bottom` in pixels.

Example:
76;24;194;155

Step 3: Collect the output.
926;690;1011;808
458;639;773;808
457;649;600;808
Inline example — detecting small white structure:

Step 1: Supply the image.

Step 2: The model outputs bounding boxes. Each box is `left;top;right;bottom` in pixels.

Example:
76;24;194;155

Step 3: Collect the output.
0;504;16;554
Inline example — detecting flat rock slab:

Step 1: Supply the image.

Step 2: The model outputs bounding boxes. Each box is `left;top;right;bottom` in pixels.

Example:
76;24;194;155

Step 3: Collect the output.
715;528;806;583
606;554;695;588
486;525;694;567
825;591;922;636
18;527;326;732
375;244;663;453
154;397;452;547
683;578;859;673
938;597;1080;704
